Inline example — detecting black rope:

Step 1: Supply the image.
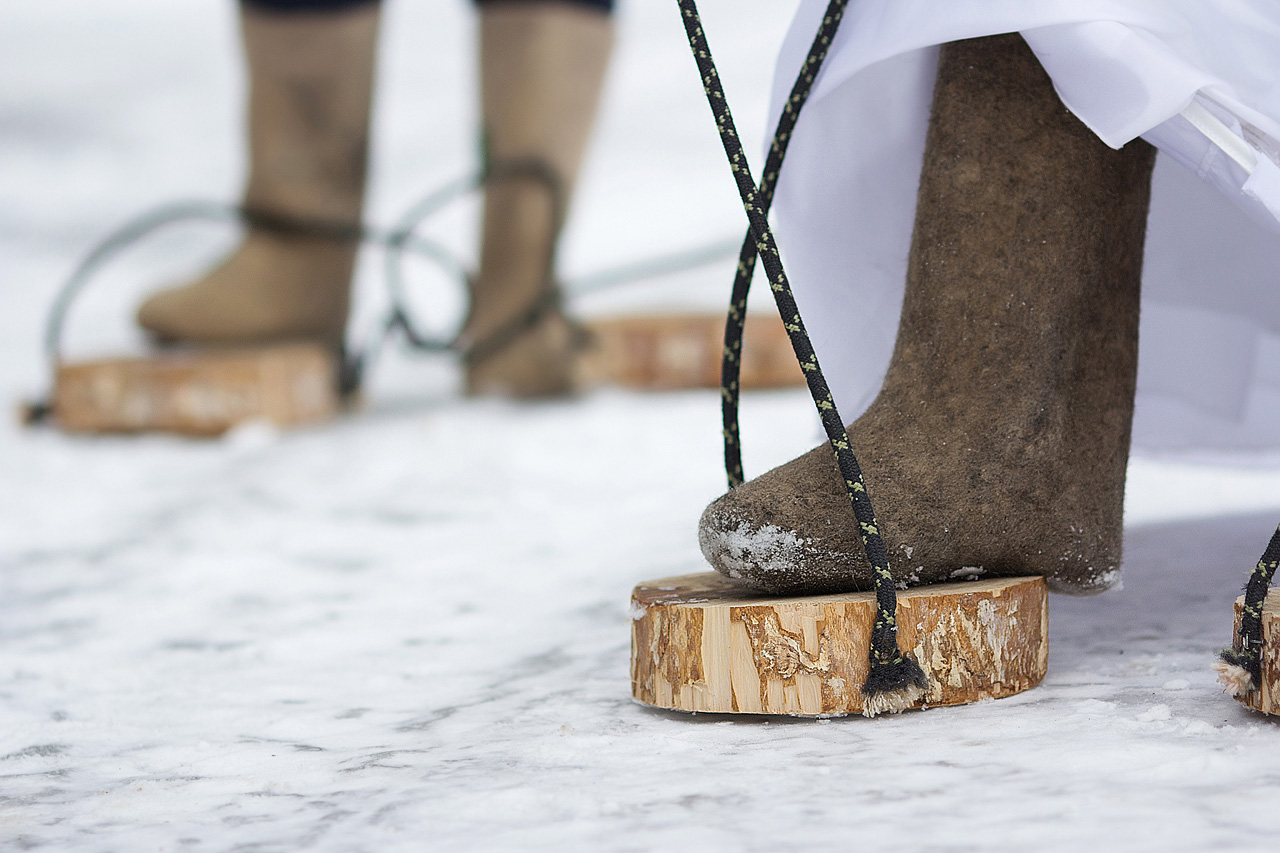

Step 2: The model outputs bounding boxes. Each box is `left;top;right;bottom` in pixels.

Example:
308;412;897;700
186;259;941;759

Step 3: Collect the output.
677;0;928;711
455;157;573;367
720;0;848;489
36;198;470;403
379;159;564;359
1220;523;1280;691
41;201;466;365
42;201;239;369
346;161;559;395
32;164;742;412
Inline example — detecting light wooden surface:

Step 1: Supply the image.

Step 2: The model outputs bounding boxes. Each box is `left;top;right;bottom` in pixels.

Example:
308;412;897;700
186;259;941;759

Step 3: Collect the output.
579;313;805;391
1230;593;1280;716
53;344;340;436
631;573;1048;716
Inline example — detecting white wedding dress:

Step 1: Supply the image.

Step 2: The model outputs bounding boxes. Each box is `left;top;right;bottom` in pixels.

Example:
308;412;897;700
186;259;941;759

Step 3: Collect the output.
767;0;1280;455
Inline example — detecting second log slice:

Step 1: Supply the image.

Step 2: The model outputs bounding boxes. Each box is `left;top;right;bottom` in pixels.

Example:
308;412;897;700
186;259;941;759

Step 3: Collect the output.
631;573;1047;717
1228;593;1280;716
53;344;341;436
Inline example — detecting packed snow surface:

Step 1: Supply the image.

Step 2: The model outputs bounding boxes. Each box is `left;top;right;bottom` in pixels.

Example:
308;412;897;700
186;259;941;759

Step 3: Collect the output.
6;2;1280;850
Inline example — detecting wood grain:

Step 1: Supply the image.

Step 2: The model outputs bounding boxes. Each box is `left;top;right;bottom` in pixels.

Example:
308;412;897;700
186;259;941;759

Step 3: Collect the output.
1230;593;1280;716
578;313;804;391
631;573;1047;716
53;344;340;436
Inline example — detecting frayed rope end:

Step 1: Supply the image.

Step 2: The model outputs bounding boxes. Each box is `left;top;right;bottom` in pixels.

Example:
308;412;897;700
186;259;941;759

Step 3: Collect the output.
861;683;927;718
861;656;930;718
1214;650;1256;697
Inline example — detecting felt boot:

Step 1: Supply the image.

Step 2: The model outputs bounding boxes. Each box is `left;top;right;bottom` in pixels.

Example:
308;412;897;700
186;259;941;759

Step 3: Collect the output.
462;1;613;397
699;34;1157;596
136;2;379;350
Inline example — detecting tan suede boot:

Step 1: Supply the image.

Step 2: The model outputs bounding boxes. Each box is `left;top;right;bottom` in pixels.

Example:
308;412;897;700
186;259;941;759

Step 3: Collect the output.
462;1;614;397
698;35;1157;596
136;3;379;350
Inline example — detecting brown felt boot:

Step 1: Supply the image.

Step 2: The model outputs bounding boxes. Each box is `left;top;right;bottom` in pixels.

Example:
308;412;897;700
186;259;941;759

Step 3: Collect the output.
136;2;379;350
462;1;613;397
698;35;1157;596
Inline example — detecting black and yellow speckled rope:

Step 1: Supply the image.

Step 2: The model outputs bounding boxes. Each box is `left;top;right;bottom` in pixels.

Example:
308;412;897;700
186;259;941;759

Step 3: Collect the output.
677;0;929;712
1219;524;1280;691
720;0;848;489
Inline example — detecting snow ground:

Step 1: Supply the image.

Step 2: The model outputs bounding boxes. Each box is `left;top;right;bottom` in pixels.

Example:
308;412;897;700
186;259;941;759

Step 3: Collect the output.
4;2;1280;850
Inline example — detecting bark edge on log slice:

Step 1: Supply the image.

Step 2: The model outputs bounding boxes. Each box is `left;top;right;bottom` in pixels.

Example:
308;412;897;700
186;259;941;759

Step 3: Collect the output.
631;573;1047;716
1230;593;1280;716
53;344;340;436
577;313;805;391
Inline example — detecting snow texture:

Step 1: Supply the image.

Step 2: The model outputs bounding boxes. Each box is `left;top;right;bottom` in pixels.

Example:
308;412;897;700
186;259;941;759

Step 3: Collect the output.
5;1;1280;850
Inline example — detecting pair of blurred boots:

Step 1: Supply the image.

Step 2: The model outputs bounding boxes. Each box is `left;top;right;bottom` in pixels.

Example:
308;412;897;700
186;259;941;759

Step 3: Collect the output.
137;0;613;397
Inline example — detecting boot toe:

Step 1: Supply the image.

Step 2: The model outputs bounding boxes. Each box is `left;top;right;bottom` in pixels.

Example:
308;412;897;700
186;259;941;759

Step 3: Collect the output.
465;314;579;399
698;483;870;595
136;289;189;342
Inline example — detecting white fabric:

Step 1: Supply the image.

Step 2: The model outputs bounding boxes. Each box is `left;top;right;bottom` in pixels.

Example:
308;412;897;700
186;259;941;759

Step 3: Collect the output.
767;0;1280;455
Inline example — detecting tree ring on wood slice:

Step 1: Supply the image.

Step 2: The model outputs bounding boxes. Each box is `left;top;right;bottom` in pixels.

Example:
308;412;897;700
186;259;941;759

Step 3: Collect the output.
631;573;1048;717
1228;594;1280;716
52;343;341;436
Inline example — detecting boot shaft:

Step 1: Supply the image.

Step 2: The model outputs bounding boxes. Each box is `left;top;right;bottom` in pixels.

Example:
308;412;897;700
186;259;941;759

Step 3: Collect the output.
478;1;614;194
467;2;614;348
240;2;380;222
888;34;1156;425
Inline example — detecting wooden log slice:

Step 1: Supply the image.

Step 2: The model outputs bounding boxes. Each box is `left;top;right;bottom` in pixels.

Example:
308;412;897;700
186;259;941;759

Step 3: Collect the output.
578;313;805;391
53;343;340;436
1229;593;1280;716
631;572;1047;716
